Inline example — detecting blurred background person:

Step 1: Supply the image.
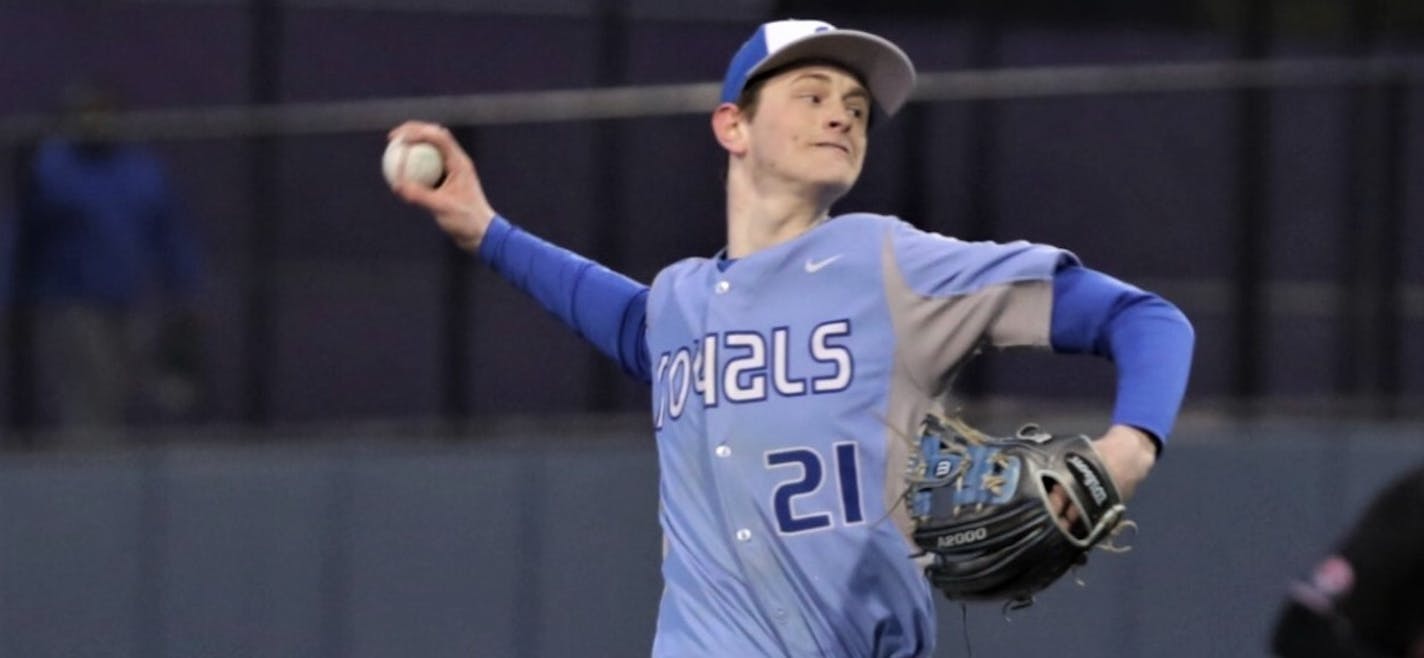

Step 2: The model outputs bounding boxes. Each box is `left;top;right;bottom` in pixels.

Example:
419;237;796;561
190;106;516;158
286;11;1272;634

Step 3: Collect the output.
1;80;205;445
1271;463;1424;658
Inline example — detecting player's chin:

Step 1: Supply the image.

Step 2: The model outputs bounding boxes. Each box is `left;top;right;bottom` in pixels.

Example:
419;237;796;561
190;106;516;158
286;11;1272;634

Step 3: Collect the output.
803;162;861;186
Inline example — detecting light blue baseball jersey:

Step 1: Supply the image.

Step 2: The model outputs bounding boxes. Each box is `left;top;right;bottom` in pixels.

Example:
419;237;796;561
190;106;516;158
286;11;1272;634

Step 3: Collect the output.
644;212;1070;657
475;209;1193;657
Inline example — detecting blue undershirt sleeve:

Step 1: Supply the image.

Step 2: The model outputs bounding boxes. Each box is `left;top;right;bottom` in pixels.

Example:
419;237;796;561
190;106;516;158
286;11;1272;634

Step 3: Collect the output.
1049;264;1195;450
476;215;652;383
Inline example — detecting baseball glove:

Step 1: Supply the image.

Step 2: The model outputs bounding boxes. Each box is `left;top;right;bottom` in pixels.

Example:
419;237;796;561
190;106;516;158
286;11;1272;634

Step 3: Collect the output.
904;414;1129;607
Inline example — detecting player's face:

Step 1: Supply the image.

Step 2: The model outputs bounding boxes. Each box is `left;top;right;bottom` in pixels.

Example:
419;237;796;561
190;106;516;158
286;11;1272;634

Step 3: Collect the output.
742;65;871;199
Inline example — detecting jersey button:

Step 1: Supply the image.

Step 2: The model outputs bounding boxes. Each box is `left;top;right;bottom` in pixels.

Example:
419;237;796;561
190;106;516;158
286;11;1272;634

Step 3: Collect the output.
715;280;730;294
735;529;751;542
715;444;731;458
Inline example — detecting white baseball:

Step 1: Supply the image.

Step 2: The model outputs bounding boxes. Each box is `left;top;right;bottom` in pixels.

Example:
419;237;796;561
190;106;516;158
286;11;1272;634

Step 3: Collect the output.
382;138;445;188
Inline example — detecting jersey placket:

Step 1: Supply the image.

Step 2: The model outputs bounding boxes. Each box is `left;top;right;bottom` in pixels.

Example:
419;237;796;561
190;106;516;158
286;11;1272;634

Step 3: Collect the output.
701;260;824;655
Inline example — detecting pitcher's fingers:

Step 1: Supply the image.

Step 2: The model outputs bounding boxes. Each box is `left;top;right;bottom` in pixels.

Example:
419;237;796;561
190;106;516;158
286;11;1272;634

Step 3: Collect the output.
388;120;443;141
391;179;442;207
389;123;473;171
1049;485;1081;532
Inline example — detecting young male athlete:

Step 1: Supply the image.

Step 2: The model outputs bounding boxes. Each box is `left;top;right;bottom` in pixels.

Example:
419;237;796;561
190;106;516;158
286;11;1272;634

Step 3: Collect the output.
388;19;1194;657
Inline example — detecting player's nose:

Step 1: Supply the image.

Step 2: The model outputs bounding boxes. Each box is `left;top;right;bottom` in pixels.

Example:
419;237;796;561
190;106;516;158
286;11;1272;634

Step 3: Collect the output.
824;107;853;132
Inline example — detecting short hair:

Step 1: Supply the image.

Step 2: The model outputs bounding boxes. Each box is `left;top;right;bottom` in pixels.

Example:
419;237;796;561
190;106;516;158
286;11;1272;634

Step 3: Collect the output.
734;71;770;120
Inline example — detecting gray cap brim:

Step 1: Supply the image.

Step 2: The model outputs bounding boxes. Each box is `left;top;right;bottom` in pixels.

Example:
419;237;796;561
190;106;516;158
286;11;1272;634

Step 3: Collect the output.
741;30;917;116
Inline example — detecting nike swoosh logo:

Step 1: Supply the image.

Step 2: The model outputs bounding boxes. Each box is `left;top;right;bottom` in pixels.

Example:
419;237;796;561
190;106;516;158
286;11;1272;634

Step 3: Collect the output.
804;254;843;273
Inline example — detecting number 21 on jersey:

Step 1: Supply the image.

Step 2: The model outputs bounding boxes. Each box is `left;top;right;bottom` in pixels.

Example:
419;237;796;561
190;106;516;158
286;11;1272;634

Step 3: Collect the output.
765;442;864;535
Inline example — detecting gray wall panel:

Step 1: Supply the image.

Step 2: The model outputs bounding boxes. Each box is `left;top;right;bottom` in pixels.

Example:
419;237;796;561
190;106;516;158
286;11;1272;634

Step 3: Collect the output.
533;446;661;658
159;450;333;658
0;457;148;658
345;449;528;658
0;423;1421;657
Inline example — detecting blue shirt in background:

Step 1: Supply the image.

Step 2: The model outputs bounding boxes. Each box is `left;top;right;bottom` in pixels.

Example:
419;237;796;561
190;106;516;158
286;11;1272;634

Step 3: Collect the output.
4;138;200;307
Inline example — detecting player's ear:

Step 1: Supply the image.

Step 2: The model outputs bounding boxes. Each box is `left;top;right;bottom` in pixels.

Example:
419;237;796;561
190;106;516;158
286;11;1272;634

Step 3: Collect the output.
711;103;748;156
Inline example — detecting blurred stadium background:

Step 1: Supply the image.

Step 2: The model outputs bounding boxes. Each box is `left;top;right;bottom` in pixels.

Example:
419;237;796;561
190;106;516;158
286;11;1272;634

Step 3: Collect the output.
0;1;1421;656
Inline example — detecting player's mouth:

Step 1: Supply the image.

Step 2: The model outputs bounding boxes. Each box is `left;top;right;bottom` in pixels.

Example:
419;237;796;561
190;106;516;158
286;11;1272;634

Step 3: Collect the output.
815;142;852;156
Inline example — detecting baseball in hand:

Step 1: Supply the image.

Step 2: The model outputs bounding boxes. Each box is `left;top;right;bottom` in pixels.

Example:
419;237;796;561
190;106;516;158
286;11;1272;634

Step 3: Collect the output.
382;138;445;188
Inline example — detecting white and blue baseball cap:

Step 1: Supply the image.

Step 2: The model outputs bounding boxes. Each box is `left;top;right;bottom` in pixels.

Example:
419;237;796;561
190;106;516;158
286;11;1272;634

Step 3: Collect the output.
720;19;917;117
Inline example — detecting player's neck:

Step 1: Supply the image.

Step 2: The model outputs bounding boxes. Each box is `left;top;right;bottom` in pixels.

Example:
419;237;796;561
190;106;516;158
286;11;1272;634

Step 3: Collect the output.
724;172;833;259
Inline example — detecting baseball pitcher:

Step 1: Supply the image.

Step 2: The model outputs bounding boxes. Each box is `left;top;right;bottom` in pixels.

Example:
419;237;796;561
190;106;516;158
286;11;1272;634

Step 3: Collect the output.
388;19;1194;657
